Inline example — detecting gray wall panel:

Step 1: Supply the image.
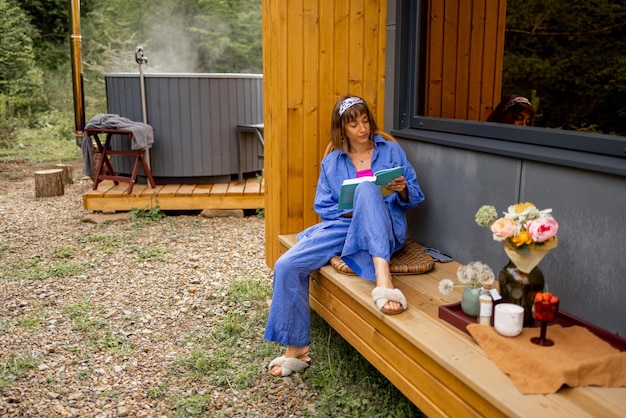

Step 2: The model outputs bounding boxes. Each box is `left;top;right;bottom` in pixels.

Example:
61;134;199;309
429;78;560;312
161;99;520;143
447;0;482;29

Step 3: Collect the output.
403;140;521;267
400;138;626;337
521;162;626;336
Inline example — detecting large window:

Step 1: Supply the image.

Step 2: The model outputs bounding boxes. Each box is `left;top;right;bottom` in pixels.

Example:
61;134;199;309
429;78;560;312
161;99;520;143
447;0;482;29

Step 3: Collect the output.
392;0;626;170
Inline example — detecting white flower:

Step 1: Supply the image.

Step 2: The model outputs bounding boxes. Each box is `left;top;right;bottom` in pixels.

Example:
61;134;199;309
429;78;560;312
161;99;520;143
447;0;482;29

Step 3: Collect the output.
438;279;455;295
456;261;495;288
438;261;495;295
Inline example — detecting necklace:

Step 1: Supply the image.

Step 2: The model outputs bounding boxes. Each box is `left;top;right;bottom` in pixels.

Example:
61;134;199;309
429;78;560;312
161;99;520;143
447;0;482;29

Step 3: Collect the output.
354;148;371;165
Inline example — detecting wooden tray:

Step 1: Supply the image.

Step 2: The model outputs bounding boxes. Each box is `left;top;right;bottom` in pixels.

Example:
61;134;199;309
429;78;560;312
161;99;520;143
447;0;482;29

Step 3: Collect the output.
438;302;626;351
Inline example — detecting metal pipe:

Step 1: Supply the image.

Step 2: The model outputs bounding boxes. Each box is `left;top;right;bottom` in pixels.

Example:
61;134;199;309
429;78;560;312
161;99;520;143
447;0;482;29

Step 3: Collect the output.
135;46;151;168
135;47;149;124
69;0;85;146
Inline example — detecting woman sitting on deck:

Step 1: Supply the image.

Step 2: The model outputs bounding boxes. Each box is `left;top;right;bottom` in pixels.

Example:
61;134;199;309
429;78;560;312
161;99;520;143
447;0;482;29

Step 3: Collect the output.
264;94;425;376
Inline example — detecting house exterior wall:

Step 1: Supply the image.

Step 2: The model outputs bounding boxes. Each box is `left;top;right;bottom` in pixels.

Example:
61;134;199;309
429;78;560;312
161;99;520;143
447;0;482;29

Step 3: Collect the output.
263;0;505;265
263;1;388;264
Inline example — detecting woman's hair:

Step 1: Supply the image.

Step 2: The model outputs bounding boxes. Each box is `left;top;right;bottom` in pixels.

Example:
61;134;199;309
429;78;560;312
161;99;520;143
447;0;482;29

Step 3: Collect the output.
329;94;379;152
487;95;536;125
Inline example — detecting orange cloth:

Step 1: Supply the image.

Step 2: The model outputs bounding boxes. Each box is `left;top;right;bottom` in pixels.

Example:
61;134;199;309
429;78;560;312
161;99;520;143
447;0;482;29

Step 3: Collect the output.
467;324;626;394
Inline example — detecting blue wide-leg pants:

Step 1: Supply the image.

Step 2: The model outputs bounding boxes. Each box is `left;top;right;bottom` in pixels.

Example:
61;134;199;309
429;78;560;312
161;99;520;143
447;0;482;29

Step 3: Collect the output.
263;182;403;346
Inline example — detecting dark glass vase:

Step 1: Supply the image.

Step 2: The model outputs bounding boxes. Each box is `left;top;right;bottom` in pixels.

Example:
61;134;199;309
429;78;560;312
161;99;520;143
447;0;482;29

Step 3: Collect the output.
498;260;545;325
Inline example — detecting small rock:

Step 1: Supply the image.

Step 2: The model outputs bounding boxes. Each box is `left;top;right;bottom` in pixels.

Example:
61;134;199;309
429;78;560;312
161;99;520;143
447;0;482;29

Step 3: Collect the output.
67;392;83;400
117;405;131;417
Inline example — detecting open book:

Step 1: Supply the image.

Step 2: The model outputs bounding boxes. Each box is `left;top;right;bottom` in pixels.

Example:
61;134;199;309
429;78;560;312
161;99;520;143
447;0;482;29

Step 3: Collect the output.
338;166;404;210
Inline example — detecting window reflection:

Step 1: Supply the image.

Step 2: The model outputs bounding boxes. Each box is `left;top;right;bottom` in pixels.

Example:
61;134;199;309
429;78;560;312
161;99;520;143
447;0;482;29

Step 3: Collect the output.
501;1;626;136
487;95;535;126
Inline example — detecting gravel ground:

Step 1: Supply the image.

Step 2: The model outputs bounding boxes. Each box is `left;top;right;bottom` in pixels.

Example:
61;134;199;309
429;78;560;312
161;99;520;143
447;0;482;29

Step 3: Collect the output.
0;162;318;417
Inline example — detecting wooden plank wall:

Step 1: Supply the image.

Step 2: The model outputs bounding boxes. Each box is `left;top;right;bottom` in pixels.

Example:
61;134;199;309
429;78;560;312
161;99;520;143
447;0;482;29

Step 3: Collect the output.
263;1;387;266
425;0;506;121
263;0;506;267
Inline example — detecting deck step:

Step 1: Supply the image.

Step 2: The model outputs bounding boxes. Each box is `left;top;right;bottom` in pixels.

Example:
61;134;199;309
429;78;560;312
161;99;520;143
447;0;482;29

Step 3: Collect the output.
83;178;264;212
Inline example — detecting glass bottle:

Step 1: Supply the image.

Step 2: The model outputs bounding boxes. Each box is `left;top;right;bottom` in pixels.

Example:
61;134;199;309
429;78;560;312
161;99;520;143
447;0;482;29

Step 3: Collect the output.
478;281;493;327
498;260;545;325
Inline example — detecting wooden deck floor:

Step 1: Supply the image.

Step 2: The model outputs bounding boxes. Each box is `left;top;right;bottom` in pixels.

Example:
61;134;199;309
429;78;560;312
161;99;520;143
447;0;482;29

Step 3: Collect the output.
82;178;264;212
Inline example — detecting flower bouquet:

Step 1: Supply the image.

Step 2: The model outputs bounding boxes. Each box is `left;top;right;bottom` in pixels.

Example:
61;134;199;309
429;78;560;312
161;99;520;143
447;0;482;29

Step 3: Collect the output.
475;202;558;273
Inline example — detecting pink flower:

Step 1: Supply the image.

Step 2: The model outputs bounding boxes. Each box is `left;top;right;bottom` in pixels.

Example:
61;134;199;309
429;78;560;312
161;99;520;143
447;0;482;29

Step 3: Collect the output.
526;218;559;243
490;218;515;241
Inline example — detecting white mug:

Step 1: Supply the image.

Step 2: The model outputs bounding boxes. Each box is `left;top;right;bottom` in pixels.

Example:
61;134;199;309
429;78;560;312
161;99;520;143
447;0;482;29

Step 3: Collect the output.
494;303;524;337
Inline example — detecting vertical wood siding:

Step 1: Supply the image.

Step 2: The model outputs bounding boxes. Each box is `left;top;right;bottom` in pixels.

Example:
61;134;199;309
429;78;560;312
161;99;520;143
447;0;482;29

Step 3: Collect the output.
263;0;387;266
105;73;263;181
425;0;506;121
264;0;506;266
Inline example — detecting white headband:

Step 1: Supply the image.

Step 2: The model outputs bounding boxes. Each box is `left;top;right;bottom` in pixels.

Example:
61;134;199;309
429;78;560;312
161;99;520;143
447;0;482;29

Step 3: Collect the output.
504;96;532;111
339;97;365;116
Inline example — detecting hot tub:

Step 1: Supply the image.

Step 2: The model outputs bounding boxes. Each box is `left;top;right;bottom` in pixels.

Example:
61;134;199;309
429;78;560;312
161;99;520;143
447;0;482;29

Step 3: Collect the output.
103;72;264;183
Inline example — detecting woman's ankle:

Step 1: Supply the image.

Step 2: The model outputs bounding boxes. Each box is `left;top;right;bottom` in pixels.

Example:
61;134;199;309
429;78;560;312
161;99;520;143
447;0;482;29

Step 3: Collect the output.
285;345;310;358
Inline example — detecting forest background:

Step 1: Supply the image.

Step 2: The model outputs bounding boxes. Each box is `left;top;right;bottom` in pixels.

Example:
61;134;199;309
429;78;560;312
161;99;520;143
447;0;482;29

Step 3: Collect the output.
1;0;626;149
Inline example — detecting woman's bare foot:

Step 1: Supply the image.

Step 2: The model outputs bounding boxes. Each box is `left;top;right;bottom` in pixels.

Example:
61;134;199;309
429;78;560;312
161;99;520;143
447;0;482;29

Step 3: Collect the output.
269;345;311;376
373;256;404;313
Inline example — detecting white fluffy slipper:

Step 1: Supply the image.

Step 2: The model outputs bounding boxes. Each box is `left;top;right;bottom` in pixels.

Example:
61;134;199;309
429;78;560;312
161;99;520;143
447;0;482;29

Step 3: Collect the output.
372;287;408;315
268;355;311;377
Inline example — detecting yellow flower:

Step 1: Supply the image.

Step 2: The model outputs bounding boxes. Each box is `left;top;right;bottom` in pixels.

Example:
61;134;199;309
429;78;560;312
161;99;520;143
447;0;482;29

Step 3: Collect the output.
511;230;532;247
513;202;535;213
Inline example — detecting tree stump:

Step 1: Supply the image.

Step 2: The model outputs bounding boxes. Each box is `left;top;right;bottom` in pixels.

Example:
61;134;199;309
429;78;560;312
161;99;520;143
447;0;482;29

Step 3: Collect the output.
35;169;64;198
55;164;74;186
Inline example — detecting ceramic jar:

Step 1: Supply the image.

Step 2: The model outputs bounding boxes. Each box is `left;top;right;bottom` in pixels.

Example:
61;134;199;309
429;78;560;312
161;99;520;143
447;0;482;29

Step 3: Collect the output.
461;287;482;318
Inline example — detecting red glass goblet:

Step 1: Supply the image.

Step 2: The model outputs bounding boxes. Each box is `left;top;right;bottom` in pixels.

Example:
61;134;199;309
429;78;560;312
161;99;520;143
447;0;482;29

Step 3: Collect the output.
531;300;559;346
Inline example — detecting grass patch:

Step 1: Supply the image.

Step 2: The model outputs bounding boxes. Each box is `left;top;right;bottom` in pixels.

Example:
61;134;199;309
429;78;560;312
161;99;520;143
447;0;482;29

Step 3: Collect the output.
0;319;9;335
62;299;134;355
308;312;425;417
171;277;424;417
175;277;275;389
75;234;132;254
171;393;212;417
53;245;74;259
3;258;86;280
147;383;168;400
0;351;40;389
130;206;166;224
18;310;51;330
0;111;80;178
128;245;168;262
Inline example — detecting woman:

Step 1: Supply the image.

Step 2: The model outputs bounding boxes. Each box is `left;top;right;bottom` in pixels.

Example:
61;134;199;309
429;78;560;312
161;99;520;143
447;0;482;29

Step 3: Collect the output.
264;95;425;376
487;95;536;126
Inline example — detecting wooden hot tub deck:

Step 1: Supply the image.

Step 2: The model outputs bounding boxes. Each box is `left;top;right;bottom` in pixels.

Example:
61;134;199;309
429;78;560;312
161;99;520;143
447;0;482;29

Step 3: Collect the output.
82;178;264;212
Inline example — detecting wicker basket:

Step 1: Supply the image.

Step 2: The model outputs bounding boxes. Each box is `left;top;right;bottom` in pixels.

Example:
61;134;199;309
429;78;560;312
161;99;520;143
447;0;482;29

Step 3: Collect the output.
330;239;435;275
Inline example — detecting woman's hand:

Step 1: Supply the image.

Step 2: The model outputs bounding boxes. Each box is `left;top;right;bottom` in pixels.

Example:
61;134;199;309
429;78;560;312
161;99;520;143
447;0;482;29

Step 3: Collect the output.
386;176;409;201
